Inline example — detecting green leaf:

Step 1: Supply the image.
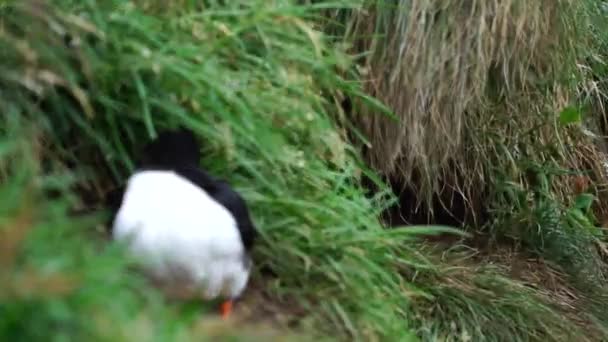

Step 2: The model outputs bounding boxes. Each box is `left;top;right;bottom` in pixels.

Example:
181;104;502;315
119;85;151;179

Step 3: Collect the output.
559;106;581;125
573;193;595;211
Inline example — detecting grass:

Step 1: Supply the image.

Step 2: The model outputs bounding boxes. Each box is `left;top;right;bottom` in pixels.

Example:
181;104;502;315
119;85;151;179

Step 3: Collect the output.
410;250;593;341
2;0;608;341
326;0;608;214
329;0;608;329
0;0;425;340
326;0;608;339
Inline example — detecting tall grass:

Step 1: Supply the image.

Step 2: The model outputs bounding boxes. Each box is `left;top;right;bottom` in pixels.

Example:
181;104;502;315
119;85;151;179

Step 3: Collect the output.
1;0;605;341
0;0;424;340
327;0;608;217
326;0;608;339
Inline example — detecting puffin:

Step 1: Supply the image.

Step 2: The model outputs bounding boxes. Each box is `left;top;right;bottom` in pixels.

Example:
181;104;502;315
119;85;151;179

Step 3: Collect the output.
109;127;257;318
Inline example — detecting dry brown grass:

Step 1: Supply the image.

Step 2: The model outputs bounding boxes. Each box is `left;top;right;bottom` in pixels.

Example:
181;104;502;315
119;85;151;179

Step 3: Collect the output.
480;245;608;340
330;0;608;218
406;242;600;341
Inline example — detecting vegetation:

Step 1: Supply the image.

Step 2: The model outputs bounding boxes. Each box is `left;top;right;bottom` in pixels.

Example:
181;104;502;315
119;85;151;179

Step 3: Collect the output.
328;0;608;339
1;0;608;341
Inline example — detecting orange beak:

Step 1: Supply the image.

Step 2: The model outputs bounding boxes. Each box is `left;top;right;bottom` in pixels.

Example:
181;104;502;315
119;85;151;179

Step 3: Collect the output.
220;300;233;319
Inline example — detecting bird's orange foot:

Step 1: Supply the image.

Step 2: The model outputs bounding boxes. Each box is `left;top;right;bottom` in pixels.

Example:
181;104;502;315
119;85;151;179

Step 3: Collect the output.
220;300;233;319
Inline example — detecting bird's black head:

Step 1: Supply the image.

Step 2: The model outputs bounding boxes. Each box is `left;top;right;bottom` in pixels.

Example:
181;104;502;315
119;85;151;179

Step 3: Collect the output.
138;128;200;169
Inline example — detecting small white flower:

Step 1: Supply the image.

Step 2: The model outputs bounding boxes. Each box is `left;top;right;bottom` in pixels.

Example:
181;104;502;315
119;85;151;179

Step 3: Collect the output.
141;47;151;58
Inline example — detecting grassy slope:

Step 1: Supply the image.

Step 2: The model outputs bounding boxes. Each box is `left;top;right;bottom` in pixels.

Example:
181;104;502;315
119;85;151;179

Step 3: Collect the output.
0;0;606;341
0;1;422;340
328;0;608;219
330;0;608;339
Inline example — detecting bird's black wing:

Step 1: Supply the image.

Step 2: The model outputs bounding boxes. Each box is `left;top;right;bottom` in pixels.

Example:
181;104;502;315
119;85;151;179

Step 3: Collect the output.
175;166;258;251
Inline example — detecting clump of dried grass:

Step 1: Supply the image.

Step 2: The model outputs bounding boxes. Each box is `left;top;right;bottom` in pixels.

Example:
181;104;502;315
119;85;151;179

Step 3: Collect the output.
408;243;596;341
330;0;607;216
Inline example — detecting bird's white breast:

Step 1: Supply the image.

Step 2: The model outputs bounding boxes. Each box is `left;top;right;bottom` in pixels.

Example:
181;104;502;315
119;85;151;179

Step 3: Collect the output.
112;170;250;299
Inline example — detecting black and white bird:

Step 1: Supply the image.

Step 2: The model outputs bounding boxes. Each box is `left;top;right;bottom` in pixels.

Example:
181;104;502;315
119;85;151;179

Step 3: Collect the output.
108;128;257;318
